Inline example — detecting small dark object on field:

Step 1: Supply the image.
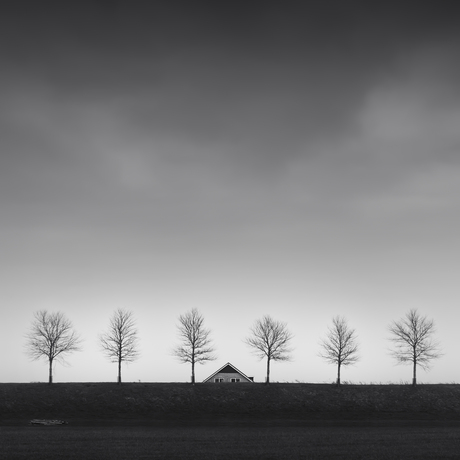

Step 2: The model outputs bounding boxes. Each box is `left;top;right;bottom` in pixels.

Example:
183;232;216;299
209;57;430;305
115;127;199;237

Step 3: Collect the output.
30;419;67;426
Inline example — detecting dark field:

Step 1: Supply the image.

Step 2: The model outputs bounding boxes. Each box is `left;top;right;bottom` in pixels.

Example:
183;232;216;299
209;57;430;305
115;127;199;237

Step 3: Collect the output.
2;425;460;459
2;383;460;459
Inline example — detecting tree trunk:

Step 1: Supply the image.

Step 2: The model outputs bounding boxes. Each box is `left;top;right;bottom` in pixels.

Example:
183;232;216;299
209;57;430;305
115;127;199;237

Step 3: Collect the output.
118;356;122;385
337;362;341;386
266;358;270;385
191;360;195;385
412;360;417;386
48;358;53;384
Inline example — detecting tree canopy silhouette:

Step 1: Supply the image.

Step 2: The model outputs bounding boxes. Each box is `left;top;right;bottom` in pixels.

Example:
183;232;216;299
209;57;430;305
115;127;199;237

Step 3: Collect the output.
319;316;359;385
388;309;442;385
245;315;293;385
25;310;82;384
100;309;139;384
172;308;216;384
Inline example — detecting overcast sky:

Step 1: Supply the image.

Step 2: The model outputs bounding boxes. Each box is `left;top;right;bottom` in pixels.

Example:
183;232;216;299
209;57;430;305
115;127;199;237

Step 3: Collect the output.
1;1;460;384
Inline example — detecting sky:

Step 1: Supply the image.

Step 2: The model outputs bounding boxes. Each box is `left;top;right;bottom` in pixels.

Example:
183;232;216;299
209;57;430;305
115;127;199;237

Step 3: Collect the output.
1;1;460;384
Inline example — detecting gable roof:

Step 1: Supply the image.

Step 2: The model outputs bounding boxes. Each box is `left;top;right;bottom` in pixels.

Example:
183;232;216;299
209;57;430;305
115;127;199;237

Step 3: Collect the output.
202;362;254;383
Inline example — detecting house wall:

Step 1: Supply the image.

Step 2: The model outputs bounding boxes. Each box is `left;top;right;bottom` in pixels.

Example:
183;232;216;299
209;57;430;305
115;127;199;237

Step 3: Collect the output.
210;372;252;383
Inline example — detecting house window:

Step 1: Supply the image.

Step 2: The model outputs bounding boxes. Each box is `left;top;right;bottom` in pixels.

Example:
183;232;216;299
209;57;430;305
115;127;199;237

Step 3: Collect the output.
231;378;240;383
214;378;224;383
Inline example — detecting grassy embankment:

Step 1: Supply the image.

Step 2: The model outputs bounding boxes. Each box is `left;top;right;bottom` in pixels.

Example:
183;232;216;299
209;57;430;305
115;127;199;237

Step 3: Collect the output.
3;384;460;459
1;382;460;425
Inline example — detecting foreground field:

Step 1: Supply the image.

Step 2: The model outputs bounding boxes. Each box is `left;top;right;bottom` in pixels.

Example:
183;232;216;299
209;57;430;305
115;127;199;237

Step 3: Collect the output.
2;382;460;425
2;383;460;459
2;425;460;460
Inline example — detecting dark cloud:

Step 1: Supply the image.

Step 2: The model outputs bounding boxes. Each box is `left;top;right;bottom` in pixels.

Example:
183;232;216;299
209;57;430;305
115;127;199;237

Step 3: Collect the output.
3;2;459;159
2;0;460;221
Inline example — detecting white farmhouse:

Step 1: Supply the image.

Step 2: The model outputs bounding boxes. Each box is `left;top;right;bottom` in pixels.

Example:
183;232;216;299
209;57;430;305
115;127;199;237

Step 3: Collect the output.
202;362;254;383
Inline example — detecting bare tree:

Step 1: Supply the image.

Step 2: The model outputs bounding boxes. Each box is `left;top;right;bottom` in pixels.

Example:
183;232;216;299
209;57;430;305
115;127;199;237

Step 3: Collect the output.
388;309;442;385
25;310;82;384
319;316;359;385
245;315;293;385
100;309;139;384
172;308;216;384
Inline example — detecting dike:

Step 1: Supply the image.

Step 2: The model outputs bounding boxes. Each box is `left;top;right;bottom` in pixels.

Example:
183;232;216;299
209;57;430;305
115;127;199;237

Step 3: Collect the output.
1;382;460;425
